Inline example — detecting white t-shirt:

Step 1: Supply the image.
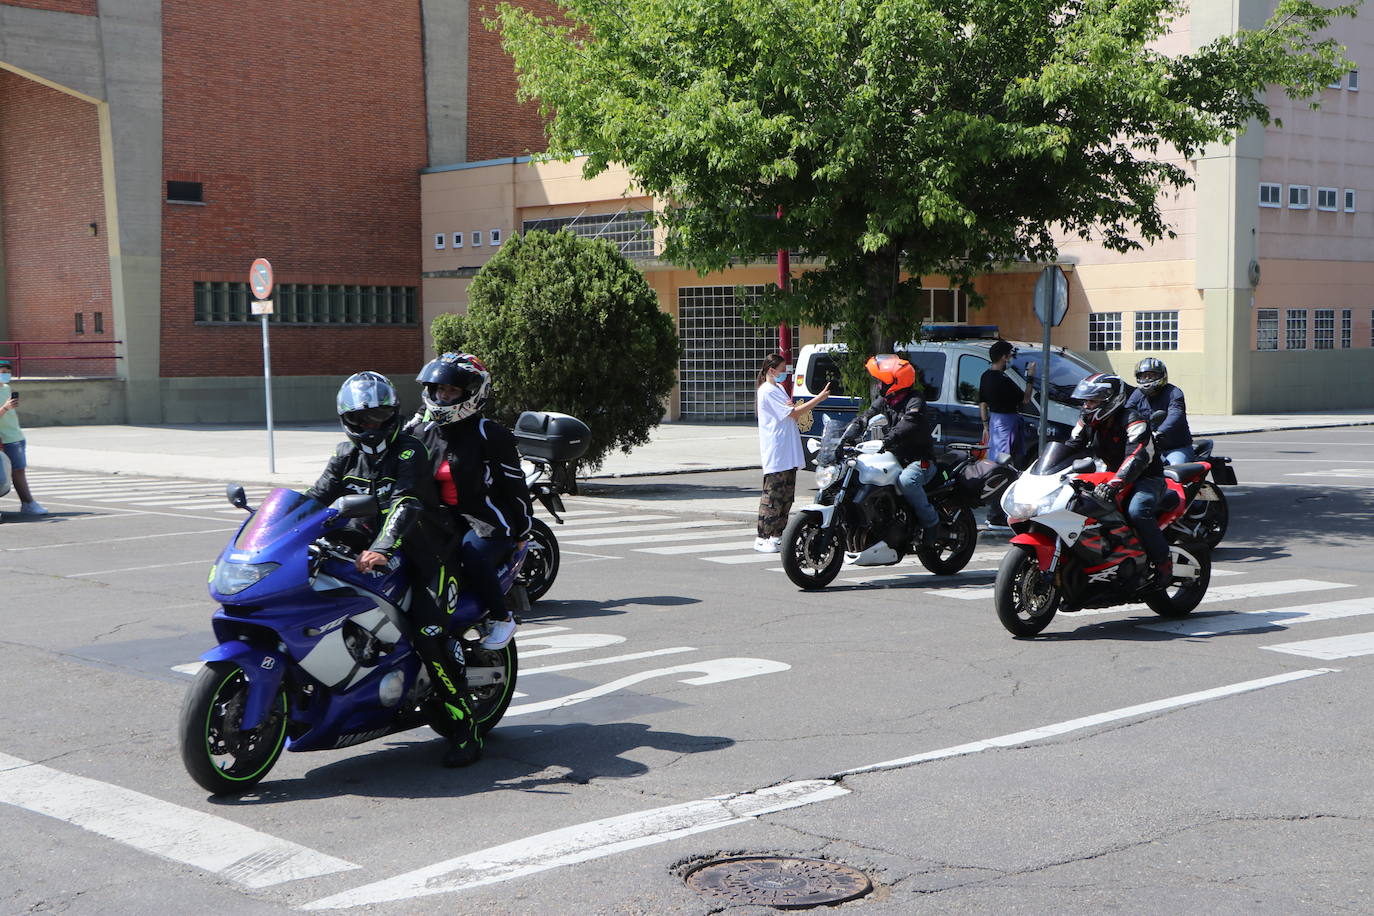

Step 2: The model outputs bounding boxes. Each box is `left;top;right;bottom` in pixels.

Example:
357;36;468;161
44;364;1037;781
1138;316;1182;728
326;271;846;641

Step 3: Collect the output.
757;381;804;474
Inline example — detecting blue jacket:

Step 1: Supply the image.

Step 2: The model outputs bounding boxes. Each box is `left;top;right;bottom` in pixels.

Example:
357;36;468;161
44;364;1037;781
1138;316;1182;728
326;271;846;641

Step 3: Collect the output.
1125;384;1192;452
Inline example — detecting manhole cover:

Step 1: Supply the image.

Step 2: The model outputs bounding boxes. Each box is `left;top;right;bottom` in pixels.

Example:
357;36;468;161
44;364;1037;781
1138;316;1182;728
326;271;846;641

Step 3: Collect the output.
685;856;872;909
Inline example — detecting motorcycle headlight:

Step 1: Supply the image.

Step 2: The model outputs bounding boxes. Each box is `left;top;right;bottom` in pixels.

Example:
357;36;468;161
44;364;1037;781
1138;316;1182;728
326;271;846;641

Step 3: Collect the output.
814;465;840;489
211;561;280;595
1003;476;1066;520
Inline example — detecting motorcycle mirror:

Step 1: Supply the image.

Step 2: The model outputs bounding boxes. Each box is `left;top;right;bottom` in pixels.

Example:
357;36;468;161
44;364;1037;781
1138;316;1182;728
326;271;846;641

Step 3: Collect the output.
806;437;821;455
1150;409;1167;427
330;494;378;520
1071;458;1096;475
225;483;251;512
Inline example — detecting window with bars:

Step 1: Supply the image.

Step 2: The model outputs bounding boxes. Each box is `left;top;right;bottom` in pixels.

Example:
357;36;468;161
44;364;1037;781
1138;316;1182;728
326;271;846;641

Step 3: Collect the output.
1088;312;1122;351
1314;309;1336;349
677;285;797;419
1256;309;1279;350
194;282;417;324
522;210;655;258
1286;309;1308;350
1134;311;1178;351
1342;309;1352;348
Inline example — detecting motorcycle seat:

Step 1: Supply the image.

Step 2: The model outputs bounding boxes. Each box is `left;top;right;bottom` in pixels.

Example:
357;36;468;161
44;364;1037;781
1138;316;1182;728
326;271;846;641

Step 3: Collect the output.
1192;438;1213;458
1164;463;1209;484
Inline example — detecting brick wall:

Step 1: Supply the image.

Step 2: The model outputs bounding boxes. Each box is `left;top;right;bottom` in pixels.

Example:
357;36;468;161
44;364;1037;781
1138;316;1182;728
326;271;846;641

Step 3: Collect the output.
0;70;116;377
0;0;97;14
160;1;429;378
467;0;557;161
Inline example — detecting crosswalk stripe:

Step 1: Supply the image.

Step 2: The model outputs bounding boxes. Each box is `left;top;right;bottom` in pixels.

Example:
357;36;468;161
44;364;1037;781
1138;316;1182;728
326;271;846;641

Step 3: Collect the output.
927;577;1353;604
0;751;358;888
705;553;785;564
1140;595;1374;636
552;518;726;537
636;541;757;555
559;515;677;528
1262;631;1374;660
563;529;735;547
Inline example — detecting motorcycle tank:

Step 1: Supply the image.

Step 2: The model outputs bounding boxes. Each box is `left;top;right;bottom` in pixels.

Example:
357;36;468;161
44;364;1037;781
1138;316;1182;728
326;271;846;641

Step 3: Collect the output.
856;452;903;486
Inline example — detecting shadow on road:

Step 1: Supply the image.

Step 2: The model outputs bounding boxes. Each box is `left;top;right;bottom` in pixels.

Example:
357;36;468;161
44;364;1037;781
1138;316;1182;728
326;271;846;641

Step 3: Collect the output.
523;594;701;623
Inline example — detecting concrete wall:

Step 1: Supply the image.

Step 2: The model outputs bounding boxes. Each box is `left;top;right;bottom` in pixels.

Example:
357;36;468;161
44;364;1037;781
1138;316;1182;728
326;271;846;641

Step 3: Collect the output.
158;376;423;425
4;376;124;426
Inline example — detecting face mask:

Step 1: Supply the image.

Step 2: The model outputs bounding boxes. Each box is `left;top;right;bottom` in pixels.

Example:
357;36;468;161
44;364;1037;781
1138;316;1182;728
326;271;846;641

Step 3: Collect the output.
773;367;791;383
0;373;10;384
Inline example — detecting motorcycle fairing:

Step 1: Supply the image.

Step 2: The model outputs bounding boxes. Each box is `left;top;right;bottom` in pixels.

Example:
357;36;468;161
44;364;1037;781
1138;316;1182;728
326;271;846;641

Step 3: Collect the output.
199;640;288;732
1011;531;1060;572
796;503;837;526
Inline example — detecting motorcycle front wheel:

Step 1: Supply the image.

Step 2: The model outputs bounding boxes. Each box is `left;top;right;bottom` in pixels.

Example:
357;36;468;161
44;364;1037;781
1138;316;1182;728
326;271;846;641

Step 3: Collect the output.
781;511;844;589
1145;542;1211;618
179;660;288;795
517;517;560;602
914;504;978;575
994;548;1061;637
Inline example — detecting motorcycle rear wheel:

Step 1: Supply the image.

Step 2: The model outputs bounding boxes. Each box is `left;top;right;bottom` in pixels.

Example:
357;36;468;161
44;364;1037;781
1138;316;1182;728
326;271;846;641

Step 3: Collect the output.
781;511;844;589
1193;482;1229;548
427;636;519;738
1145;542;1211;618
994;548;1061;637
914;505;978;575
179;660;288;795
517;517;560;602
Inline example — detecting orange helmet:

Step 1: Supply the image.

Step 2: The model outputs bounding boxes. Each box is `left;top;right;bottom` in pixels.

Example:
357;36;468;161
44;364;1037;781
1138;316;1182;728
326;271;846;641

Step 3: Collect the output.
865;354;916;397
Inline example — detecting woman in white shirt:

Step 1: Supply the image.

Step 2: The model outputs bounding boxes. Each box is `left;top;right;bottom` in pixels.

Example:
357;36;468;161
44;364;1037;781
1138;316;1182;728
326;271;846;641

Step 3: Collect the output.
754;353;830;552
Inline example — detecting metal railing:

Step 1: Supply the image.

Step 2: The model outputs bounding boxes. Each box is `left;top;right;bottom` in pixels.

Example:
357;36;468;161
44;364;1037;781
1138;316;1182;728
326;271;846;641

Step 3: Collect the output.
0;340;123;377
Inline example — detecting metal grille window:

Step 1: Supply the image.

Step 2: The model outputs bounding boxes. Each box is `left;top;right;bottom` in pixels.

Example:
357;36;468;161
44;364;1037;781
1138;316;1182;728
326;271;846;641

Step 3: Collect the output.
1286;309;1308;350
1341;309;1352;348
522;210;655;258
1314;309;1336;349
678;285;797;419
1133;311;1178;351
1088;312;1122;351
194;282;416;324
1256;309;1279;350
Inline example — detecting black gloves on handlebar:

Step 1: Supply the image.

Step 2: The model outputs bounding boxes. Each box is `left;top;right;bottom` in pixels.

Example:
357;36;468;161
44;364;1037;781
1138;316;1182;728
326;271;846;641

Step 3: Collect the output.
840;418;864;445
1092;479;1122;505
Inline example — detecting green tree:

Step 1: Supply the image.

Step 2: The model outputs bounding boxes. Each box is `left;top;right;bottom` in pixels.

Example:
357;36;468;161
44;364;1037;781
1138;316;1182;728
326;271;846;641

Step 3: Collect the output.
493;0;1355;364
431;229;680;473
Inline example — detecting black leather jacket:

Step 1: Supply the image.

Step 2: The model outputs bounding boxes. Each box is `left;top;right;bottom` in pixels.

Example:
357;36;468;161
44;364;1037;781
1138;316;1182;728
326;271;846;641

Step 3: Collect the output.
842;389;935;464
1065;406;1163;486
405;414;533;540
303;432;442;558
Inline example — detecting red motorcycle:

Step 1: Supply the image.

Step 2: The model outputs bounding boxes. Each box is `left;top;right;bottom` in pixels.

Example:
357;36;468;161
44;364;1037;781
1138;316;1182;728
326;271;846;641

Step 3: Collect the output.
993;442;1215;636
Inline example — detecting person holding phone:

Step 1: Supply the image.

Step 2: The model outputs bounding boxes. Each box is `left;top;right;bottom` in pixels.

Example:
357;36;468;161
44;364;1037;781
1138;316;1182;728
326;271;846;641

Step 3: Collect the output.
0;359;48;516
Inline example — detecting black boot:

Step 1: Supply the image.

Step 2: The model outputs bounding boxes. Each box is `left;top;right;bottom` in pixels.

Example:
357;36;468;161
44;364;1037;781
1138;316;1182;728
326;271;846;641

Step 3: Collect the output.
1152;559;1174;590
442;731;483;768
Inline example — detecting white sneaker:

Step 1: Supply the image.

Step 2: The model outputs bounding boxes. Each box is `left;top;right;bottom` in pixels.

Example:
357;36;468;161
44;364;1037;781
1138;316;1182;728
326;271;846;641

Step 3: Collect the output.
753;536;780;554
479;617;518;650
20;501;48;516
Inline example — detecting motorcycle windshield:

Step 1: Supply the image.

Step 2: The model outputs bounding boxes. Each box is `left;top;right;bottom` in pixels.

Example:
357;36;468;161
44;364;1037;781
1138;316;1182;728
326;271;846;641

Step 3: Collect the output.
234;489;329;552
1010;350;1099;406
816;415;850;466
1030;440;1089;475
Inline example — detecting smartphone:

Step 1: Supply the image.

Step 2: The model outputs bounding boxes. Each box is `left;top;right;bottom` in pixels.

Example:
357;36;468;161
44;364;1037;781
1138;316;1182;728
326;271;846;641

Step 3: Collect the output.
9;391;17;401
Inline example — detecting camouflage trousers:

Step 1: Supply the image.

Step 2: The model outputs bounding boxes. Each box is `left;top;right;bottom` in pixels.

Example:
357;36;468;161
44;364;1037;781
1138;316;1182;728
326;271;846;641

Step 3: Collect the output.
757;469;797;538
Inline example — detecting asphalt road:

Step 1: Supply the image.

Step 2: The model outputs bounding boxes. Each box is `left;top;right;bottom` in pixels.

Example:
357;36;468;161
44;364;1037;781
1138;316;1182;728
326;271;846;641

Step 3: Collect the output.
3;427;1373;915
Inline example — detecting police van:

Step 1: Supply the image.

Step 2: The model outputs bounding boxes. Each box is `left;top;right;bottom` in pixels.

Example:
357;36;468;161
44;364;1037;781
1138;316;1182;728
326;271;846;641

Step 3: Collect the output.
791;326;1100;464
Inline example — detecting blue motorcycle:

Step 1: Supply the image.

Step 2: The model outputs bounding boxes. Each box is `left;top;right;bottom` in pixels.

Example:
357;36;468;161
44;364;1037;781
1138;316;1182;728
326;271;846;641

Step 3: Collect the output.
178;485;522;794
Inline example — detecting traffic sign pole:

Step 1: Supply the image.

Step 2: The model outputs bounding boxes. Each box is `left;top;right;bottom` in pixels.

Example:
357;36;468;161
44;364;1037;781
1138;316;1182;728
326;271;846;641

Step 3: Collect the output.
249;259;277;473
1032;266;1069;459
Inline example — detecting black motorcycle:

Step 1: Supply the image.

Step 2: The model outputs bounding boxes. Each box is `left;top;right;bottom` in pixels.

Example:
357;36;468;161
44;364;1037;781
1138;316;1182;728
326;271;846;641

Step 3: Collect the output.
1166;438;1235;548
782;421;1016;589
512;410;591;603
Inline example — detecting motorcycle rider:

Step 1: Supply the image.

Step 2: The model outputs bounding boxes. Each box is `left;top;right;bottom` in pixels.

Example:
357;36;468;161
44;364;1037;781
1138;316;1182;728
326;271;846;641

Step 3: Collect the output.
1065;372;1173;588
841;354;941;544
404;353;532;658
304;371;486;769
1125;357;1194;465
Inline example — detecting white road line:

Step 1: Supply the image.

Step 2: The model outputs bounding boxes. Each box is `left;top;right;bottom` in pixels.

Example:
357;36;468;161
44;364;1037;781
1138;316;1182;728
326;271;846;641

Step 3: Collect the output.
504;658;791;717
564;529;735;547
636;541;757;555
30;499;236;521
522;647;697;675
0;752;358;888
926;577;1354;603
705;553;786;564
2;526;236;552
1262;631;1374;660
301;669;1332;910
517;633;627;658
69;558;212;578
556;519;733;537
300;780;848;910
840;569;998;586
1141;596;1374;636
557;515;678;529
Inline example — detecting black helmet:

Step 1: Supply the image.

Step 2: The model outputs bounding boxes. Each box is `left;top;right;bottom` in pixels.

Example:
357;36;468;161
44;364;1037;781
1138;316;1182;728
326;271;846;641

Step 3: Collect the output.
1071;372;1128;426
337;371;400;453
1134;357;1168;394
416;352;492;425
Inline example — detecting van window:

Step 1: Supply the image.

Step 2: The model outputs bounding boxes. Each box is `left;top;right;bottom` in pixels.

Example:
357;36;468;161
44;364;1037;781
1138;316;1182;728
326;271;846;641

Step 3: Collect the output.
905;352;945;400
957;354;990;404
803;352;846;396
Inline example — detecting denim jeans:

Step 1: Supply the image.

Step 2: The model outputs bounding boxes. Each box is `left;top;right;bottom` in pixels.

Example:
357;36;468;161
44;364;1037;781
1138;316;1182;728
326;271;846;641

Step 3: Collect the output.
1126;476;1170;566
897;460;940;532
1163;445;1195;466
459;528;515;620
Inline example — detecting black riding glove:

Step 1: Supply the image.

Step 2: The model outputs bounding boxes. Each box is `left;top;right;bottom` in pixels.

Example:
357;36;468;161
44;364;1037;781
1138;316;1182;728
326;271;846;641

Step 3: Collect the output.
1092;479;1122;504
